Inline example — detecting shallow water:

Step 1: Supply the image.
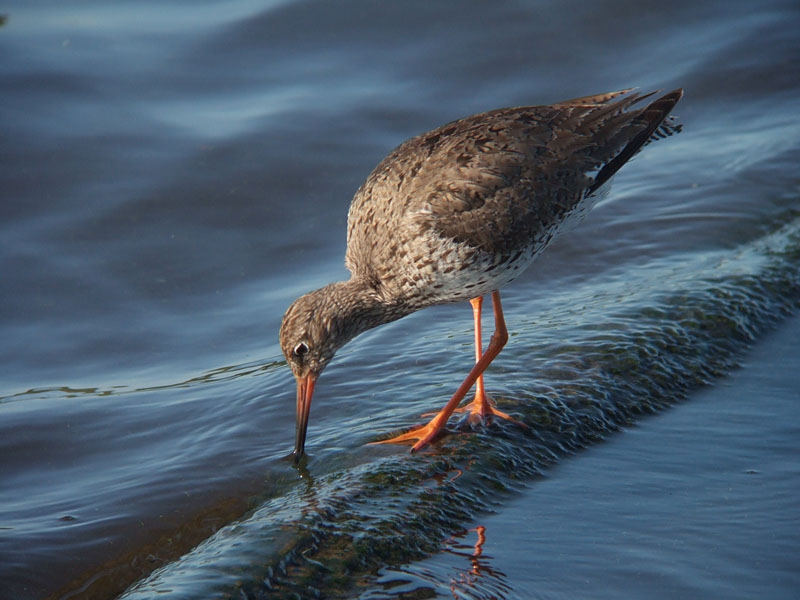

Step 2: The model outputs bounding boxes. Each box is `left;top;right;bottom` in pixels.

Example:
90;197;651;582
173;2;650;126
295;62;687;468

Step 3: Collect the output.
1;1;799;599
365;314;800;600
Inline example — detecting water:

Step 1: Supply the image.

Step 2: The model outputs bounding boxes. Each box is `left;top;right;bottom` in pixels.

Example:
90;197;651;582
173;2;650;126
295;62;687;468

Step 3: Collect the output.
1;1;798;598
366;315;800;599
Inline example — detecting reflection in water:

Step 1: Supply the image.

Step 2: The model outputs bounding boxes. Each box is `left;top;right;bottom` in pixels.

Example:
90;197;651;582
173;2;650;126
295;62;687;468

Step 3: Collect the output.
445;526;513;600
295;458;319;519
360;522;517;600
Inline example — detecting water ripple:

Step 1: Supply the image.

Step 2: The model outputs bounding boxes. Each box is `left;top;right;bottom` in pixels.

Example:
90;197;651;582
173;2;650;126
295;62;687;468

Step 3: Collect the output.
116;219;799;599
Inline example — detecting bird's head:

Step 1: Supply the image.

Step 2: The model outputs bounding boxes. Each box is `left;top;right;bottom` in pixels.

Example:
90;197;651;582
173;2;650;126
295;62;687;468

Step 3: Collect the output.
280;280;400;460
280;289;342;380
279;286;345;460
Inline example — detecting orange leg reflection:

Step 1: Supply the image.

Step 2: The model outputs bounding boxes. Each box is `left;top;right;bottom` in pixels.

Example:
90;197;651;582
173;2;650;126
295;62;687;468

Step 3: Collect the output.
470;525;486;560
445;525;511;599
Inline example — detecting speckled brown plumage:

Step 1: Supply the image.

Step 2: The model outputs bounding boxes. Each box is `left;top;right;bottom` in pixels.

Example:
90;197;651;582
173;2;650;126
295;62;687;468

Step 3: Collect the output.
280;88;683;458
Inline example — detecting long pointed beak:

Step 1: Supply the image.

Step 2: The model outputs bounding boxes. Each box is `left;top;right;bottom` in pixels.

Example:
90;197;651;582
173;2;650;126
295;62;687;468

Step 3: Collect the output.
293;374;316;460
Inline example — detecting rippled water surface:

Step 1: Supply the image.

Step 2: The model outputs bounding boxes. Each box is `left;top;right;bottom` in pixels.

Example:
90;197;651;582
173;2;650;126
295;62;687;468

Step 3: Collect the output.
1;1;799;599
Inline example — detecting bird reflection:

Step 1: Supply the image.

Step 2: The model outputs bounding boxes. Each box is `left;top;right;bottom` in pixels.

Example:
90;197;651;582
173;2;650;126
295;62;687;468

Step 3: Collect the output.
444;525;513;599
289;451;313;482
285;451;322;523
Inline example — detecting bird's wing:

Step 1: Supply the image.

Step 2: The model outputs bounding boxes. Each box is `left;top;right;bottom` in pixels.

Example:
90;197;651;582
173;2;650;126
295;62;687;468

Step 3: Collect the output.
345;90;683;274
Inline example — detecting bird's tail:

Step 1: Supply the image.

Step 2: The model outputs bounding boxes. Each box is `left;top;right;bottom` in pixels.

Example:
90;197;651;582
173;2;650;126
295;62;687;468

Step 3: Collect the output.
587;89;684;195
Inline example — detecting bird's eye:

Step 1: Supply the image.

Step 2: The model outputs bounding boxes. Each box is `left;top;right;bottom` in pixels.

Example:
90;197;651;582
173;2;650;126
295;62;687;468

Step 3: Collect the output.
293;342;309;358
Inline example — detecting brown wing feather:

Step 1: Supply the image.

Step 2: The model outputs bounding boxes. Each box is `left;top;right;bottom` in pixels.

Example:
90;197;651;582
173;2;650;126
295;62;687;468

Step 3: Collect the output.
345;89;683;283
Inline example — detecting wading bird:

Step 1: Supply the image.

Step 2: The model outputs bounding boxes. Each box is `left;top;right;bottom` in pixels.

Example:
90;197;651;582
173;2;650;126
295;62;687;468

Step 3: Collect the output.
280;88;683;459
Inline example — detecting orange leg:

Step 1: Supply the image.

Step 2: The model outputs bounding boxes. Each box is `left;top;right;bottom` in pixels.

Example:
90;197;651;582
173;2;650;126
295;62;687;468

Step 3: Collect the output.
470;296;490;415
421;297;487;418
450;296;520;424
370;290;513;452
422;295;521;424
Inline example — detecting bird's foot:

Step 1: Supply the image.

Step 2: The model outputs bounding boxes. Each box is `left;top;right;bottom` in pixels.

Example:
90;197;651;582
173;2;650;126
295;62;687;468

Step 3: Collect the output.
368;414;448;452
371;390;527;453
453;392;527;428
423;392;526;428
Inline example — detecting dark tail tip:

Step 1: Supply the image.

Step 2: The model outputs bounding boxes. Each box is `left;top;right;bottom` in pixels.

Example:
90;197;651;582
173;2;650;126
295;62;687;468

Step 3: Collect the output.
588;88;683;195
642;88;683;126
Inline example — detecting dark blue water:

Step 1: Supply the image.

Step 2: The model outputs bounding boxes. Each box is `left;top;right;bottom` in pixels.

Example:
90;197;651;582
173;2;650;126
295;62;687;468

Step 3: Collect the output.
1;1;798;599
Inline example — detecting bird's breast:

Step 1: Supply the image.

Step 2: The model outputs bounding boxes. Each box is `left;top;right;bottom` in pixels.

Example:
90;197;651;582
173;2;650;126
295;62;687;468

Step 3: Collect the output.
383;227;541;307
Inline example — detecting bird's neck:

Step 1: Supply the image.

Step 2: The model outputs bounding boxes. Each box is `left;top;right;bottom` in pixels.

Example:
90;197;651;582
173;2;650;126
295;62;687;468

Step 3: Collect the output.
319;278;411;344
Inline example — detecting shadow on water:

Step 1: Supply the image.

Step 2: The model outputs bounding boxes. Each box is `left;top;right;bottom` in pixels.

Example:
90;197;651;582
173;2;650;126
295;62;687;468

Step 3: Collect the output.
104;217;800;599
